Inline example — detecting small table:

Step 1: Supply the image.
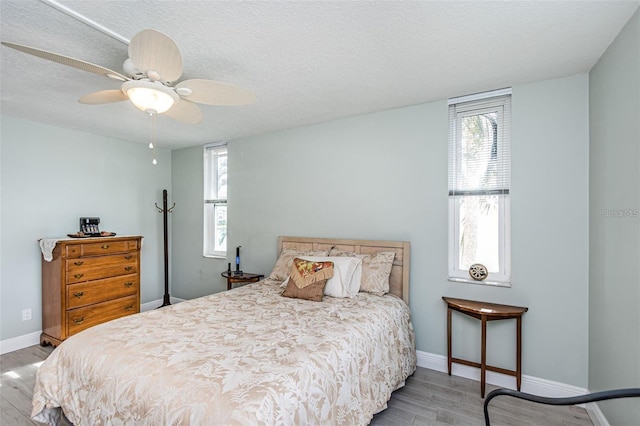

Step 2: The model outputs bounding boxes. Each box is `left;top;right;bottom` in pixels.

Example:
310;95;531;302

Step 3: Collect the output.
442;297;528;397
221;271;264;290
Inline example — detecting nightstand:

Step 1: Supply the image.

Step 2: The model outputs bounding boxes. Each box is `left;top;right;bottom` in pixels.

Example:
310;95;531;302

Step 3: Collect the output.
442;297;528;397
221;271;264;290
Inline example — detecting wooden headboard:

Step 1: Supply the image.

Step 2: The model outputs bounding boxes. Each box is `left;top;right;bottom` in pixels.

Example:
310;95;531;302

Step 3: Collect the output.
278;236;410;304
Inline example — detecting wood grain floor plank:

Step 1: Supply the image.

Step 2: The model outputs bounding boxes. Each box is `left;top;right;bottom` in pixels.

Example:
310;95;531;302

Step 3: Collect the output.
372;367;593;426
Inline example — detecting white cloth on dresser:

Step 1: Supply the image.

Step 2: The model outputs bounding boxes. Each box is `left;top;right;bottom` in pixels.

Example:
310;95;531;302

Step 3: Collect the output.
38;238;64;262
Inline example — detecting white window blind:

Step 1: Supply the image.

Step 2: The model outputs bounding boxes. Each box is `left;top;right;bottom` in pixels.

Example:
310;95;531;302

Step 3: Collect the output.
448;93;511;197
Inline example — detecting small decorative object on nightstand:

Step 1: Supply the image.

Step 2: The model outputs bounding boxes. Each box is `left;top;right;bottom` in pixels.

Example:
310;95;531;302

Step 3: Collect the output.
221;270;264;290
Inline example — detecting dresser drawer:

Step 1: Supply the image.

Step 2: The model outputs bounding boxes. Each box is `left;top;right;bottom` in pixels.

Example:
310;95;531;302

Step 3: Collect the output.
66;255;138;283
67;275;138;309
67;295;138;336
66;263;138;283
65;240;134;258
67;253;137;272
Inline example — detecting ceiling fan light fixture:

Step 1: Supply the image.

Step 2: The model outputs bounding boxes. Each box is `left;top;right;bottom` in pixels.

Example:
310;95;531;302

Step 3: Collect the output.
3;29;255;126
122;80;178;114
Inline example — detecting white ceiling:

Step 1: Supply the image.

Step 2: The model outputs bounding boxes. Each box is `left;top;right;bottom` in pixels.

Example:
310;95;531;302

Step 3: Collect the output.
1;0;638;150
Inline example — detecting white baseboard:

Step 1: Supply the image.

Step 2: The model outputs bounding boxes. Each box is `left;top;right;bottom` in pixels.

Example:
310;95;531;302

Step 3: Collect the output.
140;296;185;312
586;402;609;426
0;331;41;355
416;350;588;397
0;297;185;355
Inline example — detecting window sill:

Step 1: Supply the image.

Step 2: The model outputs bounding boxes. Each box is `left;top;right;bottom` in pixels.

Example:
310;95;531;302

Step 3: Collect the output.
448;277;511;288
203;254;227;260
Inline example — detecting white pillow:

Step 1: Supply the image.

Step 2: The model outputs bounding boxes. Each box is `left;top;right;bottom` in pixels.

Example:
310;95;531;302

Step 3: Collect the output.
300;256;362;298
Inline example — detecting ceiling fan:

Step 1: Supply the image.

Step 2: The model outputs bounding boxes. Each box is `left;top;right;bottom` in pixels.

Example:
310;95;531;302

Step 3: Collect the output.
1;29;256;124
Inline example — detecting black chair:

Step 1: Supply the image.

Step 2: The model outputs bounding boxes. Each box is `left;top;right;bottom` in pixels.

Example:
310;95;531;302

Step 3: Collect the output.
483;387;640;426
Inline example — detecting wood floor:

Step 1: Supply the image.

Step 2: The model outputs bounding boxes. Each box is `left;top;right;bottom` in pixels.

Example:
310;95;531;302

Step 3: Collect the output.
2;344;593;425
1;344;54;425
370;368;593;426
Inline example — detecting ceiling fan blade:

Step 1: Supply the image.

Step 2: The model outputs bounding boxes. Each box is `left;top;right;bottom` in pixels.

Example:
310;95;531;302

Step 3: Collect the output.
128;29;183;83
176;79;256;105
163;99;203;124
1;42;129;81
79;90;129;105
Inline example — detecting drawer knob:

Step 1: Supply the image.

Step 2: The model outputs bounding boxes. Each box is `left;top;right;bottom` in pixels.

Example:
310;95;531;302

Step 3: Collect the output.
124;266;133;272
73;291;85;298
124;282;133;288
101;244;110;250
73;273;84;279
124;304;134;311
74;261;84;266
124;255;132;260
73;317;84;324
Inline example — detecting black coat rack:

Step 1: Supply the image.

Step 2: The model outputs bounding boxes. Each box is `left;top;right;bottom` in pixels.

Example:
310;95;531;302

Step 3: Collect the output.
155;189;175;308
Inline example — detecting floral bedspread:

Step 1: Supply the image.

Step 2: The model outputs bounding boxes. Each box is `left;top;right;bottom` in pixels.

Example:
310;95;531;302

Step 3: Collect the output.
32;282;416;425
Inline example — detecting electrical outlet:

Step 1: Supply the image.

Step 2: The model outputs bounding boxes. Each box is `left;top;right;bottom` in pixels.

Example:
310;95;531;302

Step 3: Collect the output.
22;308;32;321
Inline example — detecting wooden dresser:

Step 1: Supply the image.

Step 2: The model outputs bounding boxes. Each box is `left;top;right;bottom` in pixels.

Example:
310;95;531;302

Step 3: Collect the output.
40;236;142;346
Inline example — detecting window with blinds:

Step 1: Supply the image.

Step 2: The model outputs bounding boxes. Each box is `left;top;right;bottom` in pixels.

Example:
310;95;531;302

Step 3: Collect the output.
203;143;228;257
448;89;511;285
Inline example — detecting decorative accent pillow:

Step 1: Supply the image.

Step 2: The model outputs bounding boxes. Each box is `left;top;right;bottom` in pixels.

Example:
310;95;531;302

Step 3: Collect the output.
281;278;327;301
289;258;334;289
328;249;396;295
265;249;329;285
357;251;396;295
299;256;362;298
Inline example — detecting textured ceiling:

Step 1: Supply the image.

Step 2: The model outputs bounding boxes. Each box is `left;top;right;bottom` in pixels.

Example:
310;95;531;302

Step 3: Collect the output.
1;0;638;150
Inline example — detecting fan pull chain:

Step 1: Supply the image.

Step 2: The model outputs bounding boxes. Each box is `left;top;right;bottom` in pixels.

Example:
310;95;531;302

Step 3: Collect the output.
149;112;158;165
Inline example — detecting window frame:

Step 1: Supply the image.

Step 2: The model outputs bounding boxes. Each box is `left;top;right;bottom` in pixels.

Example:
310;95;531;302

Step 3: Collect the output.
447;89;511;286
203;142;228;258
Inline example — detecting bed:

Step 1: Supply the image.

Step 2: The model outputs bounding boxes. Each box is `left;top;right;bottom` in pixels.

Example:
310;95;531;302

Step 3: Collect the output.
32;236;416;425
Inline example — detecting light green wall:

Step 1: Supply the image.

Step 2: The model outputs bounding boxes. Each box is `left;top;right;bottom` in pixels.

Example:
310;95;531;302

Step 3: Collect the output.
510;76;590;385
171;74;590;387
589;8;640;425
0;115;172;341
170;146;228;299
